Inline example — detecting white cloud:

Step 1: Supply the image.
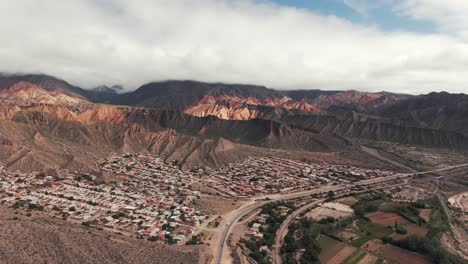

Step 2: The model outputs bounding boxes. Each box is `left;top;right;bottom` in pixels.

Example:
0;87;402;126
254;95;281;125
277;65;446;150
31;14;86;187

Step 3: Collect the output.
397;0;468;38
0;0;468;94
343;0;371;16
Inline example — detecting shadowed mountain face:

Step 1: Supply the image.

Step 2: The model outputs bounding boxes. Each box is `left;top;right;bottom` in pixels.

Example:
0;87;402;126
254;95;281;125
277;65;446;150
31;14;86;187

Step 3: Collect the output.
375;92;468;135
0;73;466;173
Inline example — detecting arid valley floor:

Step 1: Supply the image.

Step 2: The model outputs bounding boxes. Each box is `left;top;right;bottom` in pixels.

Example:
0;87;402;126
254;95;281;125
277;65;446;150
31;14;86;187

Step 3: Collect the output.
1;142;467;264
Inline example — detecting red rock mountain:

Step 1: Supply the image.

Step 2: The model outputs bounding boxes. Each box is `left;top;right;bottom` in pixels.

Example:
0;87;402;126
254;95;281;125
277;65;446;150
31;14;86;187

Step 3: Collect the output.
183;90;406;120
184;95;321;120
0;81;88;106
0;73;466;175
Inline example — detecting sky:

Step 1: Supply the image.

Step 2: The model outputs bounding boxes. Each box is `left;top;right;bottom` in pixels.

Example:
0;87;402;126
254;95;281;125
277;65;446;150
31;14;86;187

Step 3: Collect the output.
1;0;468;94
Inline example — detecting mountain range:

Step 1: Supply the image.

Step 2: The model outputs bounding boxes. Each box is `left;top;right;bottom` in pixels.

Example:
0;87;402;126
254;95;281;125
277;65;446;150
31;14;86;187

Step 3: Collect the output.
0;73;467;173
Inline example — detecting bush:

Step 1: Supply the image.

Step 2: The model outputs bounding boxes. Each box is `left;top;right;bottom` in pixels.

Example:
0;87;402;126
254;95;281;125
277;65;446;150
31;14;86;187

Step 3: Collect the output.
395;226;407;234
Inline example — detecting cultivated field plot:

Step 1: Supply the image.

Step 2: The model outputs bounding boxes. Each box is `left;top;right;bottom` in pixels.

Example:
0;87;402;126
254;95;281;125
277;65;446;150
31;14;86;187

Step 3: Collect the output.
366;212;407;226
407;225;428;236
318;236;356;264
363;239;432;264
356;254;379;264
381;244;432;264
356;219;393;239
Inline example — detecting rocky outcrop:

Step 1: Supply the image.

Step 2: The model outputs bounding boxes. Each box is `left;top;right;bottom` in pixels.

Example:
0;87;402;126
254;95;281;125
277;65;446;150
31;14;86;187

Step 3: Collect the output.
184;95;320;120
0;81;88;106
278;112;468;149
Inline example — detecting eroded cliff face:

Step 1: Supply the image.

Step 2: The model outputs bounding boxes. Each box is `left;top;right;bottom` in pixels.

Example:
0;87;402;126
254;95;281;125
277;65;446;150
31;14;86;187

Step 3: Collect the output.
0;98;354;173
182;91;407;121
0;81;88;106
184;95;321;120
0;76;465;174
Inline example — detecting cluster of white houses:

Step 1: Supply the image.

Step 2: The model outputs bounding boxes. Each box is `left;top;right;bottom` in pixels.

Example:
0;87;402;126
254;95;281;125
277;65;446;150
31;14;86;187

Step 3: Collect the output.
204;157;393;197
0;155;207;244
0;154;394;243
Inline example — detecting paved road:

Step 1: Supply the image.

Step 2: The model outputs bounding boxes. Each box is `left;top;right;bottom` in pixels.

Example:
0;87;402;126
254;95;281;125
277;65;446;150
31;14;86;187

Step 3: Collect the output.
272;199;325;264
213;185;341;264
212;163;468;264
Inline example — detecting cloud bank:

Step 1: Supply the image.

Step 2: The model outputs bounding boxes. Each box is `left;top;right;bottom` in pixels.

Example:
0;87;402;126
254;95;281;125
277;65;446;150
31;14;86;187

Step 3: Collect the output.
0;0;468;94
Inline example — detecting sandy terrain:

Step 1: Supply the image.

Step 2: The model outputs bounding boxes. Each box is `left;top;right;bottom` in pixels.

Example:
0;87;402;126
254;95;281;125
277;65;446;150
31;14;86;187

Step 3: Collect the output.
339;230;361;242
418;209;432;223
357;254;378;264
306;203;353;221
306;207;352;221
336;196;358;206
448;191;468;211
361;239;385;254
191;194;241;215
323;202;354;213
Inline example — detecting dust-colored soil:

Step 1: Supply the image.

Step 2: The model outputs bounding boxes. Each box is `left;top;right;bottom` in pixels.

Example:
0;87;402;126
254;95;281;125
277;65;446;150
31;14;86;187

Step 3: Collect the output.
407;225;428;236
191;194;240;215
363;239;431;264
366;212;407;226
320;241;346;263
340;230;361;242
357;254;378;264
0;207;199;264
326;246;355;264
418;209;432;223
336;196;358;206
306;207;353;221
361;239;385;254
381;244;432;264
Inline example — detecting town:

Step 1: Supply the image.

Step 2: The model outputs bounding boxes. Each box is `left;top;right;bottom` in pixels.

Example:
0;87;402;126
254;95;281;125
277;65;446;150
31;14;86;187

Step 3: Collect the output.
0;155;206;244
204;156;393;197
0;154;393;245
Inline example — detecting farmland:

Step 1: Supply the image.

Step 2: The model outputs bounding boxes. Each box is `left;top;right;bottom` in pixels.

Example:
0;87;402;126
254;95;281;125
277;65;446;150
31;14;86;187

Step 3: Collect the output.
318;236;356;264
362;239;432;264
271;182;467;264
366;212;407;226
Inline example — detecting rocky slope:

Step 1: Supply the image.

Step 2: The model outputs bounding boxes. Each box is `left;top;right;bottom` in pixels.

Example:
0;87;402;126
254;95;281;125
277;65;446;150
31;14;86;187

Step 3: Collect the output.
184;95;320;120
0;81;88;106
375;92;468;135
276;112;468;149
0;97;354;172
1;73;467;157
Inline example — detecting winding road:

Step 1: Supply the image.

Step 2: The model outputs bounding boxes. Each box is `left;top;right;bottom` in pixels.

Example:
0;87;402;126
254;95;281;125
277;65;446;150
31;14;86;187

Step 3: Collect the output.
212;163;468;264
272;199;325;264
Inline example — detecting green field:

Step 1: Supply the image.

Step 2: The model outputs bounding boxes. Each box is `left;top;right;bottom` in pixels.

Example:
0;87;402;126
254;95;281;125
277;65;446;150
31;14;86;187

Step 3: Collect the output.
357;218;393;238
318;235;338;251
350;236;371;248
344;251;366;264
